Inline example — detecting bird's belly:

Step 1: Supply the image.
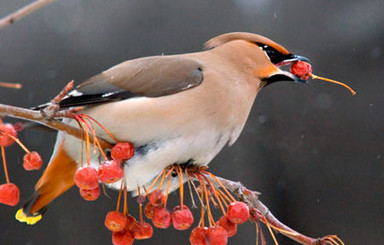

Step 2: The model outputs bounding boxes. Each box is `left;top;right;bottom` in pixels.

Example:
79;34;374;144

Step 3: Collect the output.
61;127;232;192
109;129;231;191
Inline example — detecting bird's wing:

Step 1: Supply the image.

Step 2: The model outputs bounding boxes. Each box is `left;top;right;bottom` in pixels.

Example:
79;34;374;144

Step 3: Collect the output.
59;56;203;108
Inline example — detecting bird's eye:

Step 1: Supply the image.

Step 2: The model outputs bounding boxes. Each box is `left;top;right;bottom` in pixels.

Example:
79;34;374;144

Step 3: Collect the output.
257;44;294;65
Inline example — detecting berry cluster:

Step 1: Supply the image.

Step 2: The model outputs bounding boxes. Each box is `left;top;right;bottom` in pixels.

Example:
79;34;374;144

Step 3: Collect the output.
0;121;43;206
74;142;134;201
145;189;194;230
189;201;249;245
104;183;153;245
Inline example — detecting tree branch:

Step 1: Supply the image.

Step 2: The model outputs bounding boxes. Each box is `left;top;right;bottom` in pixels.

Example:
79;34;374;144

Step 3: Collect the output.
0;0;56;30
211;175;343;245
0;81;112;149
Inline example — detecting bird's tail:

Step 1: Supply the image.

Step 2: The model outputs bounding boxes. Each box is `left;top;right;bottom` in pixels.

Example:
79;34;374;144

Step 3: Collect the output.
16;143;77;225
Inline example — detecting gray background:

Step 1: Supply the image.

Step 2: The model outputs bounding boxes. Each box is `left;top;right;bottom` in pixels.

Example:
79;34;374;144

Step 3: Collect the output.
0;0;383;244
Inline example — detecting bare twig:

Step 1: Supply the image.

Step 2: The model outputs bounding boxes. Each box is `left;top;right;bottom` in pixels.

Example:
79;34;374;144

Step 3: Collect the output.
42;80;74;119
0;81;22;89
0;81;112;149
0;0;56;30
208;175;344;245
0;103;112;149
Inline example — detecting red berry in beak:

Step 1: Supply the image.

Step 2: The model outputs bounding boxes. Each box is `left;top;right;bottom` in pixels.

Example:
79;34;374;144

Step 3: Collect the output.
172;205;194;230
112;229;134;245
216;215;237;237
0;183;20;206
132;221;153;240
206;226;228;245
152;207;172;229
190;226;208;245
98;160;124;184
111;142;134;161
23;151;43;171
0;123;17;147
79;186;100;201
148;189;165;207
227;201;250;224
144;202;156;219
290;61;312;80
74;166;99;189
105;211;128;232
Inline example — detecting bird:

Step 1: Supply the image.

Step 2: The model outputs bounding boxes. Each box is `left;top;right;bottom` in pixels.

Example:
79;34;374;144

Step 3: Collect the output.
16;32;309;224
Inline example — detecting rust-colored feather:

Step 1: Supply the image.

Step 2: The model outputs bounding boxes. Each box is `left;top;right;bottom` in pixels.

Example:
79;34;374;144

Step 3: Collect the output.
30;143;77;214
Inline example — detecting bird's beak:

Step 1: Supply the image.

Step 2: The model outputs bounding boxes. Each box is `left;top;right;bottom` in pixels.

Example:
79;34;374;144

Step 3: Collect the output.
276;55;311;83
262;55;311;85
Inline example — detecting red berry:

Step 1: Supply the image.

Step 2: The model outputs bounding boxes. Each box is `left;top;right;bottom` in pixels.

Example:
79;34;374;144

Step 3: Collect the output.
144;202;156;219
217;216;237;237
23;151;43;171
111;142;134;161
172;205;194;230
206;226;228;245
125;214;137;231
148;189;165;207
0;183;20;206
105;211;128;232
152;207;172;229
98;160;124;184
132;221;153;240
0;123;17;147
112;229;134;245
290;61;312;80
190;226;208;245
79;186;100;201
74;166;99;189
227;201;250;224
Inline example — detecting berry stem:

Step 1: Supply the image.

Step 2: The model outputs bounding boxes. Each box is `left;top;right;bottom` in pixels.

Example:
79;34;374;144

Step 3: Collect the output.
73;119;85;167
186;173;197;208
176;165;184;209
144;169;166;196
164;174;171;207
116;181;123;211
75;115;91;166
137;186;143;222
200;192;205;227
101;183;110;198
255;222;259;245
79;114;119;142
202;174;226;216
165;166;175;178
311;74;356;95
189;174;205;208
82;117;108;160
163;165;176;206
198;174;215;226
217;189;230;207
158;169;166;190
123;184;128;215
6;133;30;154
265;222;279;245
204;171;236;202
1;145;10;183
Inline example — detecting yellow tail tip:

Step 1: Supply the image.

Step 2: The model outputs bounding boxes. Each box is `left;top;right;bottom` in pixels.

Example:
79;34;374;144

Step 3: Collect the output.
15;208;42;225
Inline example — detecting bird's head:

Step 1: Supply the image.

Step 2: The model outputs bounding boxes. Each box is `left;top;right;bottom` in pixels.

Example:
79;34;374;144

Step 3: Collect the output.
205;32;311;86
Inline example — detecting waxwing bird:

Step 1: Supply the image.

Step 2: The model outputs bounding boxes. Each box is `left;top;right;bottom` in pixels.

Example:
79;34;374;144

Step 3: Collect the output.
17;32;310;224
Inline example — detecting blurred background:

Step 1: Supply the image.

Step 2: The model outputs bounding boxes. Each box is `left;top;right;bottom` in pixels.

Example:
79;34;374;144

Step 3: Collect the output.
0;0;383;244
